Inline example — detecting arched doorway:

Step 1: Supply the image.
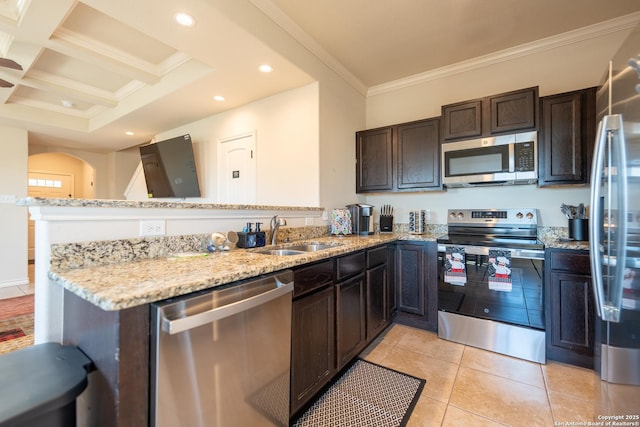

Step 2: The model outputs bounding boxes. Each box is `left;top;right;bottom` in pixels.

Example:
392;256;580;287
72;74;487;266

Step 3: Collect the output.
27;152;96;260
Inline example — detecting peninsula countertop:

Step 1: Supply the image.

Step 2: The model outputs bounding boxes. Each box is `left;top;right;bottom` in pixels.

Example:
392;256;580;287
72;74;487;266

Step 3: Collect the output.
50;233;440;311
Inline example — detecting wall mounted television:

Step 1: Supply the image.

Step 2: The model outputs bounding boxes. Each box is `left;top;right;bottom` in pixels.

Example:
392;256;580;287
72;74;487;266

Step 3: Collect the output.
139;134;201;198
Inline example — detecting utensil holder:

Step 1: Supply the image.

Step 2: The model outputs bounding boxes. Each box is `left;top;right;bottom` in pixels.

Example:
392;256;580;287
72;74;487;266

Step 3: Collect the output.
568;218;589;241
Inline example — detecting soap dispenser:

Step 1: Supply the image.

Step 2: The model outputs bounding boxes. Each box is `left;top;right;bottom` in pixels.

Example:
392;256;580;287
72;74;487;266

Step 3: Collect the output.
237;222;257;248
255;222;266;247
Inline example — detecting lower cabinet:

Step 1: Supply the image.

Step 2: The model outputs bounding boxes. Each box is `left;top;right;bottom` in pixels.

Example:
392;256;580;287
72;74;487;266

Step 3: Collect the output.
336;272;367;370
545;249;595;368
290;260;335;416
366;245;389;340
394;241;438;331
291;245;393;417
291;285;335;415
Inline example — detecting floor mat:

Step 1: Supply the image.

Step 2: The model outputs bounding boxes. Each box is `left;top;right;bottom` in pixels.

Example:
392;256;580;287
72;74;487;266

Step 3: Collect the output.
292;358;425;427
0;314;34;355
0;328;25;342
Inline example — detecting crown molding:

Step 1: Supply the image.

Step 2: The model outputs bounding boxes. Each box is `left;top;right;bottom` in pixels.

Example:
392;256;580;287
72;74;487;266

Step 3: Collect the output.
250;0;368;95
368;11;640;97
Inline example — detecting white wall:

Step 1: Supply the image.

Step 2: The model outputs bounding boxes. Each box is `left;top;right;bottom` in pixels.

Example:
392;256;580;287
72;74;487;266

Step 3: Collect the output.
0;126;28;287
363;27;634;227
128;83;321;207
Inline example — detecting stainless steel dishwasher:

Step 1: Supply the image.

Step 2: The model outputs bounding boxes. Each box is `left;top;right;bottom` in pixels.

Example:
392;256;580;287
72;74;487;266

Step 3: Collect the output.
151;270;294;427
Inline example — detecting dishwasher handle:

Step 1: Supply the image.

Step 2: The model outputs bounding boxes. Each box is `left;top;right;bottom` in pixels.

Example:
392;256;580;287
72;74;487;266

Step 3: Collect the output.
162;275;293;335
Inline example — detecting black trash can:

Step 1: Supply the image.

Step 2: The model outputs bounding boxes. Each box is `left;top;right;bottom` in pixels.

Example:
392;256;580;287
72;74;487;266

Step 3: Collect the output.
0;343;93;427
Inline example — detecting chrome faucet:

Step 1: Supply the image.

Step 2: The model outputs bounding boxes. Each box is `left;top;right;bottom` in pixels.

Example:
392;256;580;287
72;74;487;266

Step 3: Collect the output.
270;215;286;245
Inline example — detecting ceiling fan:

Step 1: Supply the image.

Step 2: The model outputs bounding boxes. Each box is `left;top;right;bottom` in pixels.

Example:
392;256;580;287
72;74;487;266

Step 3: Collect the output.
0;57;22;88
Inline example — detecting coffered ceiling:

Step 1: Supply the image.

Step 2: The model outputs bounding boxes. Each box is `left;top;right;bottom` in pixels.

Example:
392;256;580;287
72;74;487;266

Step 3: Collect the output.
0;0;639;153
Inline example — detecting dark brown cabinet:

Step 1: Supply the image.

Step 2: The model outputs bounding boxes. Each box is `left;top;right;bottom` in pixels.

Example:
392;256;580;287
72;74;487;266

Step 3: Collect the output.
336;272;366;370
355;127;393;192
442;87;538;141
291;246;394;415
396;119;441;190
366;245;389;340
356;117;441;193
394;241;438;331
335;251;367;370
538;87;597;186
290;260;335;415
545;249;595;368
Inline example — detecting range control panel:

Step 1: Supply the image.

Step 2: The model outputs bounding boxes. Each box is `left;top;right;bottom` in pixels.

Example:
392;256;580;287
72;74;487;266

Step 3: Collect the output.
447;208;538;226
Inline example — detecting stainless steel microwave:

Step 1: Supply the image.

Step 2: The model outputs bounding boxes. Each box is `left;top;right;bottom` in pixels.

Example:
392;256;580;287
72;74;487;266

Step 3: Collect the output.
441;131;538;187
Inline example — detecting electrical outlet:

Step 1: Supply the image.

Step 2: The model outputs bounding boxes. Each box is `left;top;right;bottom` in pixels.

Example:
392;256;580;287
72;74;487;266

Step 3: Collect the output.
322;211;328;221
0;194;16;204
140;220;166;236
305;217;313;226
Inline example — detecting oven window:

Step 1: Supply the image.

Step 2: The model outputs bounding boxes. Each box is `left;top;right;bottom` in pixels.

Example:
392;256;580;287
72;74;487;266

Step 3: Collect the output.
445;145;509;176
437;252;544;330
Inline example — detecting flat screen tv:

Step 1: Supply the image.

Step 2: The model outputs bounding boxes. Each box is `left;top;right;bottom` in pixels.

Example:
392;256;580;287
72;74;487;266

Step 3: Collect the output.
139;134;201;198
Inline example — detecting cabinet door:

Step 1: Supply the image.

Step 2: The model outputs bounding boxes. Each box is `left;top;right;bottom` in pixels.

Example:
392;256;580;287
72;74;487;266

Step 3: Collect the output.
396;243;425;315
396;118;441;190
549;271;594;356
489;87;537;134
366;263;388;340
395;242;438;331
356;127;393;192
442;100;482;140
336;273;366;370
387;244;397;316
538;88;596;186
291;286;335;415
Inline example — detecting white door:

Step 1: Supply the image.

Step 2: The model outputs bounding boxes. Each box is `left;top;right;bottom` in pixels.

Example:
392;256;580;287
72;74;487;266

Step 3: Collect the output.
27;172;74;260
217;132;256;204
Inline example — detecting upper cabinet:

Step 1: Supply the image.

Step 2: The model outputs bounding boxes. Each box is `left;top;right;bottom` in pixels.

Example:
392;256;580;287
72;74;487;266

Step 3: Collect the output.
442;87;539;141
356;117;441;193
538;87;597;186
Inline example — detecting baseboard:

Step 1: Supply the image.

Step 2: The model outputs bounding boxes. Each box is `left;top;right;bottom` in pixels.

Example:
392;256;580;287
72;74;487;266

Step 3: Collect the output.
0;277;30;288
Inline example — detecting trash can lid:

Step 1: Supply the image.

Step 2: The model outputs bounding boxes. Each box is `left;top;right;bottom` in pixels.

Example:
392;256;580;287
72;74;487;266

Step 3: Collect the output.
0;342;92;426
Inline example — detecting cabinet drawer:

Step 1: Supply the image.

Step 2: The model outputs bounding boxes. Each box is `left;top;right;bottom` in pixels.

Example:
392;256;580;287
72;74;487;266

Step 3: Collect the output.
336;251;366;281
549;251;590;274
367;246;388;268
293;260;334;298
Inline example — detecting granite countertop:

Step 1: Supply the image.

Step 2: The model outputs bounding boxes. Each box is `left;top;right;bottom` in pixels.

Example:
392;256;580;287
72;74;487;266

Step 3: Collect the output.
17;196;322;211
541;237;590;251
50;233;440;311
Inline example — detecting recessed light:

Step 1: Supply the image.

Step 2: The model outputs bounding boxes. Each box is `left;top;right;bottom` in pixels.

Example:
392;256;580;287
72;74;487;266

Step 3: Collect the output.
213;95;225;101
258;64;273;73
125;131;135;136
61;100;73;108
174;12;196;27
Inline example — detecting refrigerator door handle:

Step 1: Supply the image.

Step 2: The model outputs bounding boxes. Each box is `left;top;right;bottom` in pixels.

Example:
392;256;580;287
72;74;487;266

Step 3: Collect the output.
590;118;606;319
590;114;627;323
612;114;628;322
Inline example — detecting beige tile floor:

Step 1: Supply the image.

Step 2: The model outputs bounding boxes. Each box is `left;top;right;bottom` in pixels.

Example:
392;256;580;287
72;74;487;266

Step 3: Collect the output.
361;323;640;427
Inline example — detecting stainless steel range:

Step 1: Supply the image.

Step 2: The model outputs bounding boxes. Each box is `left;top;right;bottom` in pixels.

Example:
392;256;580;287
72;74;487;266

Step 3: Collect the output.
436;208;545;363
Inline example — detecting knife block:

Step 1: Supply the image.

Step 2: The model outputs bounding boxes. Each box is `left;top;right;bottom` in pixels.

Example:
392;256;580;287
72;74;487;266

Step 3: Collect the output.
380;215;393;233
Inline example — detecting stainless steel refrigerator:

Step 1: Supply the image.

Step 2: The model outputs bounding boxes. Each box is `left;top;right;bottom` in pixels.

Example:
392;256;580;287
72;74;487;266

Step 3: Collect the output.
590;23;640;389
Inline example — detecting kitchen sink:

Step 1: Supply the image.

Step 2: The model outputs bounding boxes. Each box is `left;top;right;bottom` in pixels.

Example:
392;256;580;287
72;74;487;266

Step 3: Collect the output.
256;249;306;256
285;243;340;252
255;243;342;256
